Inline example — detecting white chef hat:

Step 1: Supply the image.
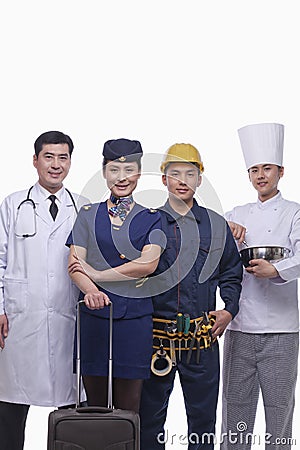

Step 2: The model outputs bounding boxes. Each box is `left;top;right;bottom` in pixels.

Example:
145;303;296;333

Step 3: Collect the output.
238;123;284;170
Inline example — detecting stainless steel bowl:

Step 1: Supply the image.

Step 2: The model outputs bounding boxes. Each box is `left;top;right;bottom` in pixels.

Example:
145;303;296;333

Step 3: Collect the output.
240;246;290;268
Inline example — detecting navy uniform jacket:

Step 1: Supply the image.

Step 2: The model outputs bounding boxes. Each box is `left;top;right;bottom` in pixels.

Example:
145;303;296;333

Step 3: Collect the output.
151;200;243;320
67;201;162;319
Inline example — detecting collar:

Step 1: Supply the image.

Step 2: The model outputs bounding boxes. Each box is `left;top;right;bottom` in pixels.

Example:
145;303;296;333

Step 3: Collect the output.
109;194;133;205
37;183;64;204
161;199;202;223
256;191;282;209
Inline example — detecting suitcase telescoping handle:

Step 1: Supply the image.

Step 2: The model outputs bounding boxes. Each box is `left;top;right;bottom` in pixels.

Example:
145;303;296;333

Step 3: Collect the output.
76;300;113;409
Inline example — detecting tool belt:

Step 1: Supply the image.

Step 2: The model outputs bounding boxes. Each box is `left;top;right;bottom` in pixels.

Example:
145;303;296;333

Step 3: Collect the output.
151;314;217;376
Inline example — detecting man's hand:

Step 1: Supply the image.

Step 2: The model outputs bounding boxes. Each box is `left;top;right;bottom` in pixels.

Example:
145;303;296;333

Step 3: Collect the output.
209;309;232;338
84;291;111;310
227;221;247;245
0;314;8;349
245;259;279;278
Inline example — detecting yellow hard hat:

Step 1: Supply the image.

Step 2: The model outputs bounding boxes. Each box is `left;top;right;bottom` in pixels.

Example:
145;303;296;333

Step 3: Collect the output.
160;143;204;173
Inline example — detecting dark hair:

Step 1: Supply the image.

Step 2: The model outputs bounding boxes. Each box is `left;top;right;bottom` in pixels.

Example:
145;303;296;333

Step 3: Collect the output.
247;164;283;173
164;161;200;174
34;131;74;157
102;157;142;171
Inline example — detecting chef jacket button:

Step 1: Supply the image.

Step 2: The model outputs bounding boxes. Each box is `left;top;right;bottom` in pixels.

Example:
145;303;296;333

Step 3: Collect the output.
119;254;126;259
268;229;271;232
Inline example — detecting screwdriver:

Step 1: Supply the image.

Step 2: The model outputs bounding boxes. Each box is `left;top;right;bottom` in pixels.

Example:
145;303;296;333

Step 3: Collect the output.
183;313;190;348
176;313;183;361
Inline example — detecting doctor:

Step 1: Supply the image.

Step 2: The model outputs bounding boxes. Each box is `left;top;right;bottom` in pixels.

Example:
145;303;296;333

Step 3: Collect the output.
221;123;300;449
0;130;86;450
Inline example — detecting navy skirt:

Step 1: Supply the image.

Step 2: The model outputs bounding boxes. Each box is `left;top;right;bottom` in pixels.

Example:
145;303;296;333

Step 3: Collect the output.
79;311;153;379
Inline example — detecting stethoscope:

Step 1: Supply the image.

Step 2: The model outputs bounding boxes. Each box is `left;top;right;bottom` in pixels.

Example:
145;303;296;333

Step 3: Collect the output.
15;186;78;238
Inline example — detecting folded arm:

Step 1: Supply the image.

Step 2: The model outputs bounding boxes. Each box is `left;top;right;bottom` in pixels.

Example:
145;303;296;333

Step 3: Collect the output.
68;244;161;283
68;245;110;310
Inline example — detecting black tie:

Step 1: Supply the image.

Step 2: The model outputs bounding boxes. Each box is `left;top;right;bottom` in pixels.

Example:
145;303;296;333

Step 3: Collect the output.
48;195;58;221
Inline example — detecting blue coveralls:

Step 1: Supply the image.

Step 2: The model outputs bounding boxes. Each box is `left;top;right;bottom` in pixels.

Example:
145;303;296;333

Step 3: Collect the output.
140;200;243;450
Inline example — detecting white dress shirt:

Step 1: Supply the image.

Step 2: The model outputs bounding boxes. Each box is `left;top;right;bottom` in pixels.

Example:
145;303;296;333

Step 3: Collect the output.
226;192;300;333
38;183;62;215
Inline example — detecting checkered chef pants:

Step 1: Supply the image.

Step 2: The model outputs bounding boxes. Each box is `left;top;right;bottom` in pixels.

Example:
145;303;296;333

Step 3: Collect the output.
221;330;299;450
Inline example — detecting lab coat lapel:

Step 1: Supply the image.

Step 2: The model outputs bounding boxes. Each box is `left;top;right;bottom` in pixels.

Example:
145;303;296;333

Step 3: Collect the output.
31;183;53;225
31;184;75;229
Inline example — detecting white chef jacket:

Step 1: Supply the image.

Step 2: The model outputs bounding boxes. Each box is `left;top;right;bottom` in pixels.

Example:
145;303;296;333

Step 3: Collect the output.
0;183;87;406
226;192;300;333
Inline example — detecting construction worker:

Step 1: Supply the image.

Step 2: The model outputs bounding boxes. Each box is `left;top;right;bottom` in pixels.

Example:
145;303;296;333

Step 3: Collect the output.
139;143;243;450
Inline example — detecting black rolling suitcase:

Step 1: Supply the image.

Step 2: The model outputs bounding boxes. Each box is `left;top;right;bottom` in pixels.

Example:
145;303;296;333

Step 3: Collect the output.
47;301;140;450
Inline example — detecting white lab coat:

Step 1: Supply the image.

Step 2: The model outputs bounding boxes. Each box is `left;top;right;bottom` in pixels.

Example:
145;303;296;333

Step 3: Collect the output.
226;192;300;333
0;183;87;406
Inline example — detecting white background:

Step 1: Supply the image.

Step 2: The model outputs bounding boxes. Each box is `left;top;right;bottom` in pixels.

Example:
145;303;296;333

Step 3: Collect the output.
1;1;300;448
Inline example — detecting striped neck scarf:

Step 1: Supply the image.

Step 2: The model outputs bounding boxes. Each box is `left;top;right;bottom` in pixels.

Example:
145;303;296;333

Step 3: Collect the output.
108;194;133;221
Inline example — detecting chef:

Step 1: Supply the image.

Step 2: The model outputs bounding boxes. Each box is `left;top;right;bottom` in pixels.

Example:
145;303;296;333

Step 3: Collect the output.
221;123;300;449
0;131;87;450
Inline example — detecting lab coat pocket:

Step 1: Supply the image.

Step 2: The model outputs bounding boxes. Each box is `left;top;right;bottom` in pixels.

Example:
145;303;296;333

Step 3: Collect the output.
3;277;28;313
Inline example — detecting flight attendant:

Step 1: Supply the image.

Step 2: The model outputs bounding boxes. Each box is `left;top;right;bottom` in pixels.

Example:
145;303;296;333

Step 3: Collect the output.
67;138;162;413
